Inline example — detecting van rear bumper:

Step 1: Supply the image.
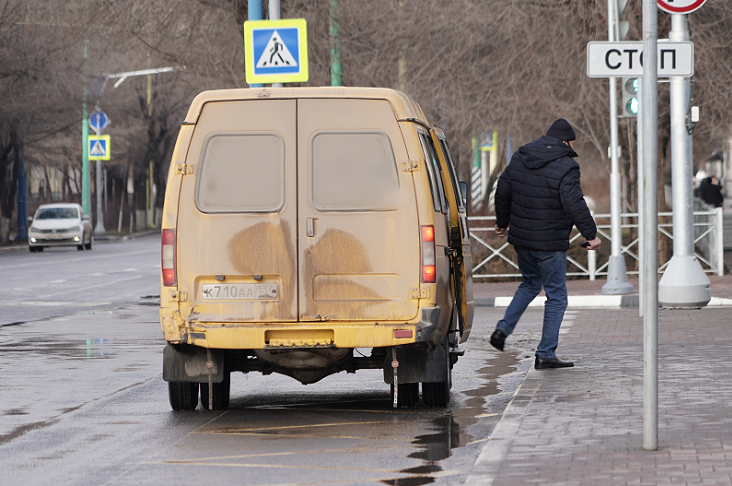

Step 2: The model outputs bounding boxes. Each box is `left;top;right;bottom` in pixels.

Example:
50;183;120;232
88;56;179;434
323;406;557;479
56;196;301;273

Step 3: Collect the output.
180;307;442;349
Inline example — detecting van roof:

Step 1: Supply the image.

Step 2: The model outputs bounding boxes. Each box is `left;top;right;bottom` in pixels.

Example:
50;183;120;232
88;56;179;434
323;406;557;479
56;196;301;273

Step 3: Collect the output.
183;87;429;127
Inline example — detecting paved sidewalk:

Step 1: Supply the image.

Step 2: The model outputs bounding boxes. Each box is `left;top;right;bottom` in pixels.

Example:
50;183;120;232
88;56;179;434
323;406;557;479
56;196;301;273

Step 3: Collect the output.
466;280;732;485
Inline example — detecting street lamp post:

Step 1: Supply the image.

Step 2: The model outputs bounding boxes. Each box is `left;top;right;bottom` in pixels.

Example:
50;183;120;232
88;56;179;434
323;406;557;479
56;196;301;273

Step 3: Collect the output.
96;66;181;231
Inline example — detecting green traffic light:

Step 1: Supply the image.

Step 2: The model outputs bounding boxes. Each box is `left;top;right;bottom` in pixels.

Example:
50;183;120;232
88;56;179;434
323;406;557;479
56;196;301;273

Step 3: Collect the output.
621;77;639;117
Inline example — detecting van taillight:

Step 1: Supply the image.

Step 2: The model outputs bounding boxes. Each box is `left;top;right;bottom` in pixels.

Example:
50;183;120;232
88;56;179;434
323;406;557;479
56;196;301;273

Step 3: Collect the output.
421;225;436;283
162;229;177;287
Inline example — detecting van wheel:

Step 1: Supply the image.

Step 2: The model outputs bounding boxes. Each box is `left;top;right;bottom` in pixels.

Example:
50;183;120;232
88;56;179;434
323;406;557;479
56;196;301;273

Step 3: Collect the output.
200;372;231;410
422;337;452;407
390;382;419;408
168;382;199;411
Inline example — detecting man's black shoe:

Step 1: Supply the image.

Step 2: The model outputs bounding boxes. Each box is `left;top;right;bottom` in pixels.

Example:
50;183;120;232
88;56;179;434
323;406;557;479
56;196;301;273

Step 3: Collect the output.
534;356;574;369
490;329;506;351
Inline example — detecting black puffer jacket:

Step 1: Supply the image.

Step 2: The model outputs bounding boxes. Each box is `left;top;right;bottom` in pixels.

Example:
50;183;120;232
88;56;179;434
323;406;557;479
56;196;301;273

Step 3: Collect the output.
495;135;597;251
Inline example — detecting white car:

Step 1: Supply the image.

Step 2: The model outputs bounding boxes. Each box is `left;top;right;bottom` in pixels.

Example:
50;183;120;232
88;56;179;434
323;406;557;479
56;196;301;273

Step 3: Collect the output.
28;203;93;252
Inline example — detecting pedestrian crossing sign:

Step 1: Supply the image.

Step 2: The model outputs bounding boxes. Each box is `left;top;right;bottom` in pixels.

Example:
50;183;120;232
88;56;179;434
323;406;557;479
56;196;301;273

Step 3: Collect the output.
88;135;110;161
244;19;309;85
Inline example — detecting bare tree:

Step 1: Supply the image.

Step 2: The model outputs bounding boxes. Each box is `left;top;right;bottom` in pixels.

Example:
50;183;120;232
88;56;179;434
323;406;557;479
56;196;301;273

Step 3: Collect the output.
6;0;732;242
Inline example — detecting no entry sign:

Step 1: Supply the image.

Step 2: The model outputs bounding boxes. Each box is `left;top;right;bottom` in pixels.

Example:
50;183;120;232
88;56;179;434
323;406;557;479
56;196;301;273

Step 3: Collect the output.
657;0;707;14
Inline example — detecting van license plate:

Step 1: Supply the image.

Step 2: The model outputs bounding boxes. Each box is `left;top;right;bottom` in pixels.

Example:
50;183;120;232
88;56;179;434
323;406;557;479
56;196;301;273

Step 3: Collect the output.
201;283;277;300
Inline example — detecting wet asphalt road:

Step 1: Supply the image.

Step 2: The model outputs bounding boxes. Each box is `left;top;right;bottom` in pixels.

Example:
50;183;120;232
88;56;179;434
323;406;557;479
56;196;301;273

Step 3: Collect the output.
0;237;547;486
0;236;161;326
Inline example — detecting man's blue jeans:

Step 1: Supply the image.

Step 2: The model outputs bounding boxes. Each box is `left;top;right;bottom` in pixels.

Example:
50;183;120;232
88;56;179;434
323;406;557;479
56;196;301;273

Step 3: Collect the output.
496;246;568;359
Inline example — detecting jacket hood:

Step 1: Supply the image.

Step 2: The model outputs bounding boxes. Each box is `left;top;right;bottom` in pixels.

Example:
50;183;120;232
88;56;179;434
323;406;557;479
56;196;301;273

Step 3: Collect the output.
517;135;577;169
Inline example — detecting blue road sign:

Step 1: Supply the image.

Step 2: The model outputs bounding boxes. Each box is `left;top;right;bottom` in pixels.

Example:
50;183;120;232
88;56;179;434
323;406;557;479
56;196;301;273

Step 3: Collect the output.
253;28;299;74
88;135;110;161
89;110;108;134
244;19;309;84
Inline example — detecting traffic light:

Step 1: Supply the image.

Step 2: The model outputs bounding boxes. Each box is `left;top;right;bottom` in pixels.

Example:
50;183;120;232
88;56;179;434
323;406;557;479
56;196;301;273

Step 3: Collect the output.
621;77;639;118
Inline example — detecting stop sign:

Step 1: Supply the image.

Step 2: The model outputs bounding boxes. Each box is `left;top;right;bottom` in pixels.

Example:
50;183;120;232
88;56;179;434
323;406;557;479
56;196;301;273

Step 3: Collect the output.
657;0;707;14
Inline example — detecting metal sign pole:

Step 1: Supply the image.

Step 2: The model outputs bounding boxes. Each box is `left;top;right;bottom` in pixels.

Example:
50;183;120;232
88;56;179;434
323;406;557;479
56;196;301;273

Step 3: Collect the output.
604;0;634;295
95;159;105;236
269;0;283;88
642;0;659;452
637;82;644;317
657;13;710;308
248;0;263;88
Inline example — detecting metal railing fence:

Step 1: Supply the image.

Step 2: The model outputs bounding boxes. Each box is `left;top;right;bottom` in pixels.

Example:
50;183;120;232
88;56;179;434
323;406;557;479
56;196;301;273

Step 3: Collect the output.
468;208;724;280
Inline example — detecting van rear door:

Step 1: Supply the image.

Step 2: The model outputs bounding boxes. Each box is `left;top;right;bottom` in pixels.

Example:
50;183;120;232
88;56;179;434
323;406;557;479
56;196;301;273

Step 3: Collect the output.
297;98;420;323
430;128;474;341
176;100;298;323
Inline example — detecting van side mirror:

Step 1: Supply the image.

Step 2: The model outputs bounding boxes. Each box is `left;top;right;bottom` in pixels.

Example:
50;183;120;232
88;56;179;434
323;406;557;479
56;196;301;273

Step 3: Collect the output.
26;216;33;225
82;215;91;221
459;181;468;208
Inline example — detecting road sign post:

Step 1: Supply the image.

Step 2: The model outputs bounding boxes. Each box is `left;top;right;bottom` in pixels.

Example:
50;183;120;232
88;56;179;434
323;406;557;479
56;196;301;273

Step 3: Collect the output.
244;18;309;85
88;134;110;236
658;11;711;309
603;0;634;296
641;0;659;452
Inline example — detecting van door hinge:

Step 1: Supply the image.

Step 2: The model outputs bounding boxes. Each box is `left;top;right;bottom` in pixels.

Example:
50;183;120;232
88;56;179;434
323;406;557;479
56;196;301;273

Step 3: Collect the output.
402;160;419;172
410;287;429;299
170;290;188;302
175;163;194;175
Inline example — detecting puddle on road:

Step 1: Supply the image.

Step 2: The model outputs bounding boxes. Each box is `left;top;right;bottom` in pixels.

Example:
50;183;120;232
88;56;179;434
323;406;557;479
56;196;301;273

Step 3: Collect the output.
382;352;521;485
2;336;118;359
85;338;113;358
455;352;521;430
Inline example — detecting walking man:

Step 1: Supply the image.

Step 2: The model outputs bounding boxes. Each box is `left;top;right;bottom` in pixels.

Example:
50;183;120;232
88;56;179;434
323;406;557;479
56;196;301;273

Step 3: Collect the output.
490;119;601;369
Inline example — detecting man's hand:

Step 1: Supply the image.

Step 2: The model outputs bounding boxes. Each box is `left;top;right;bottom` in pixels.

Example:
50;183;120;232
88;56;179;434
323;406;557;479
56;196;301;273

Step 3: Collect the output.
584;237;601;251
495;226;507;238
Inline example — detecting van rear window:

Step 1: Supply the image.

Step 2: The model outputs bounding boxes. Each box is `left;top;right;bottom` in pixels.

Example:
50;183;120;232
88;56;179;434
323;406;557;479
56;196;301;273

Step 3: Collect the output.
310;131;400;211
196;133;285;213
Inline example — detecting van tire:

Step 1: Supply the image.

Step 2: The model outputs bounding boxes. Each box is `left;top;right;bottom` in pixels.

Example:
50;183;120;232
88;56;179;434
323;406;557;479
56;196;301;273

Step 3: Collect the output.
391;382;419;408
200;372;231;410
422;337;452;408
169;382;199;411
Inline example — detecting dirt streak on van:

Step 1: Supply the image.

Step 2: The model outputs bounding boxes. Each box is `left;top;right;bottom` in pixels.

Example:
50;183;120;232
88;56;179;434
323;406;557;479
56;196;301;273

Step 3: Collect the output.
160;87;474;411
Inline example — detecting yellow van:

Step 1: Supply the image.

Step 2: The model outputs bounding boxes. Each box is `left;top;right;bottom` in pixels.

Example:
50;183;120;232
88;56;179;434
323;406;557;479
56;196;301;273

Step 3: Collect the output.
159;87;473;410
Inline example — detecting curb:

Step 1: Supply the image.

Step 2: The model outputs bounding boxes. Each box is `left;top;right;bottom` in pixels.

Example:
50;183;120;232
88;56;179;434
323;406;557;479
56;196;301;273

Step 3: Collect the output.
464;365;543;486
476;294;732;308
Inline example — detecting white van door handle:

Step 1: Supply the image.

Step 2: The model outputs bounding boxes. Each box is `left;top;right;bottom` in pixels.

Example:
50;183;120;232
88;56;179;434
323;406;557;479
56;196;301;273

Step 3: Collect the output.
307;218;315;237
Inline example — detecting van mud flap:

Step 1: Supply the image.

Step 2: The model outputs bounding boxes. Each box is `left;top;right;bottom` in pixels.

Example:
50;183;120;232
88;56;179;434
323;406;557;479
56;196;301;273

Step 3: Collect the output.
163;343;224;383
383;342;447;385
